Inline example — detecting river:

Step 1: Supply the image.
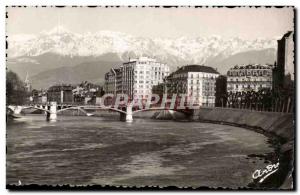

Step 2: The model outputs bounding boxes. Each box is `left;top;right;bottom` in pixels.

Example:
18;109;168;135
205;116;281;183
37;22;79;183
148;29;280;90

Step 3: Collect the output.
7;114;276;188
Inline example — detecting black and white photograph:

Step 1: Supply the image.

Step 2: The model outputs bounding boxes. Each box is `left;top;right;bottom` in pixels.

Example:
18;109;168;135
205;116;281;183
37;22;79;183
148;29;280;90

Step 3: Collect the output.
5;6;295;190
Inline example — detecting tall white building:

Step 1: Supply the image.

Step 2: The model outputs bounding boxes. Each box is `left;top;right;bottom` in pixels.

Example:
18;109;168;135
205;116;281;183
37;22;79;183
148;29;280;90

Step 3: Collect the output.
165;65;219;107
227;64;273;93
104;57;170;100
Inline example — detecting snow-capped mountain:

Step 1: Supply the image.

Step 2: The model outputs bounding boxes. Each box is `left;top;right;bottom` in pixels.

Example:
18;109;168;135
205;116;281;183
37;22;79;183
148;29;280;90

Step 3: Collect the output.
8;25;277;64
7;26;278;89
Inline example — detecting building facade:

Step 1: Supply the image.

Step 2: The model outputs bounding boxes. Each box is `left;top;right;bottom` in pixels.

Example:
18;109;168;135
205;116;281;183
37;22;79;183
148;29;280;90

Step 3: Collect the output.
273;31;294;90
165;65;219;107
47;85;73;104
104;57;170;100
104;68;121;95
227;64;273;93
32;89;47;104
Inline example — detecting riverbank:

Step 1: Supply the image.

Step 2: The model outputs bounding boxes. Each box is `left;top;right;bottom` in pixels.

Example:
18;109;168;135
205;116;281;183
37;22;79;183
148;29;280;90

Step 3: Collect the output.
191;107;294;189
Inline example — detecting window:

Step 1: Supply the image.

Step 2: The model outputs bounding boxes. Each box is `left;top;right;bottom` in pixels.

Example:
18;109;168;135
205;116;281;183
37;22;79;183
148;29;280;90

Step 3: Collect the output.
236;85;238;89
263;70;267;75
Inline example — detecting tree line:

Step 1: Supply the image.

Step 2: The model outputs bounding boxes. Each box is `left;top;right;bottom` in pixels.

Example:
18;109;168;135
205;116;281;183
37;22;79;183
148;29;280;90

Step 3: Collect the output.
6;70;29;105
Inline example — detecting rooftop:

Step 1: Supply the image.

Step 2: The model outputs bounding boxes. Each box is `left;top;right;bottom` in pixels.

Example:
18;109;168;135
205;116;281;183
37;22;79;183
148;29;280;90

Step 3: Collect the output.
48;85;73;91
229;64;273;70
174;65;219;74
128;56;157;62
112;67;122;73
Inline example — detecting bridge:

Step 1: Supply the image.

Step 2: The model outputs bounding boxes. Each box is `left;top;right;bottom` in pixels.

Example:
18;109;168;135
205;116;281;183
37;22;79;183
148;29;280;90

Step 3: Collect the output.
8;101;195;122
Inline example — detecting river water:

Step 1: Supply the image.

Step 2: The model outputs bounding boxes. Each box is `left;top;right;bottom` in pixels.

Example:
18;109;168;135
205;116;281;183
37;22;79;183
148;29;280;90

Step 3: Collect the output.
7;114;276;188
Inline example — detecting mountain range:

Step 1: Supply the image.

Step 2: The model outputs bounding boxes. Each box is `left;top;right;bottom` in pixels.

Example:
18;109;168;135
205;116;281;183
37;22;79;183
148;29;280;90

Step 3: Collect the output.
7;26;278;89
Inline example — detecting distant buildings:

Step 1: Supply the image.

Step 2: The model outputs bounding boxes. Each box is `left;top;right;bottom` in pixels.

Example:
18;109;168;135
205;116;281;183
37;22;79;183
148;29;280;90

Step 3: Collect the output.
47;85;73;104
29;81;104;105
226;64;273;93
104;68;121;95
104;57;170;100
32;89;47;104
164;65;219;107
273;31;294;90
73;81;103;104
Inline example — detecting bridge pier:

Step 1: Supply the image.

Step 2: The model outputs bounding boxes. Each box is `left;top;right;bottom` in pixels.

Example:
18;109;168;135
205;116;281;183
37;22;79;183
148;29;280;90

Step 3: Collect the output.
46;102;57;121
125;104;133;122
120;104;133;122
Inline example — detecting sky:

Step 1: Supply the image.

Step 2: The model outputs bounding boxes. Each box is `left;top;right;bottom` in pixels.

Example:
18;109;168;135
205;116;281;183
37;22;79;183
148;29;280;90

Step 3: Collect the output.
6;6;294;40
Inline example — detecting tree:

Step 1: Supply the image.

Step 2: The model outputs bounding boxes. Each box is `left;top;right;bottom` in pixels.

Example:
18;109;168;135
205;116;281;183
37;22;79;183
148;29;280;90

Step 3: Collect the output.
6;70;29;105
